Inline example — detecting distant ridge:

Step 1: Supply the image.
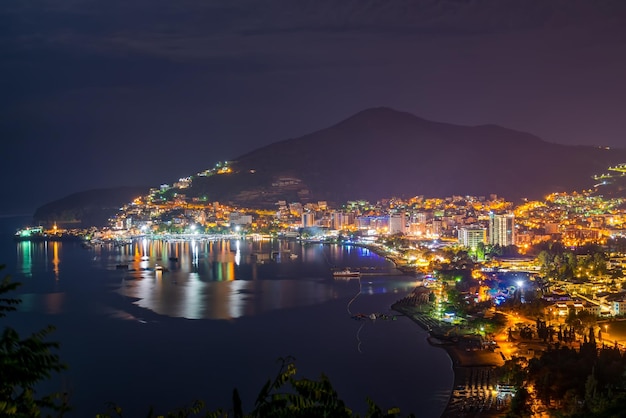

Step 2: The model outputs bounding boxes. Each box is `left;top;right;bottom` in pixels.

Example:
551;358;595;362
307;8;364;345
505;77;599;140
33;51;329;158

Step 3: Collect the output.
34;108;626;221
189;107;626;205
33;186;150;227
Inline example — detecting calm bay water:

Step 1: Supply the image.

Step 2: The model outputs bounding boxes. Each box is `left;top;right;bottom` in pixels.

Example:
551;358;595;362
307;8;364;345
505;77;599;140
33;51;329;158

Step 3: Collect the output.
1;217;453;417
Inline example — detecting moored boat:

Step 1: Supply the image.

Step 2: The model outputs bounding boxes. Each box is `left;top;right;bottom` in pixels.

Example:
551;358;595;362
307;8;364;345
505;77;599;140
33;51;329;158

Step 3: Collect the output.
332;269;360;278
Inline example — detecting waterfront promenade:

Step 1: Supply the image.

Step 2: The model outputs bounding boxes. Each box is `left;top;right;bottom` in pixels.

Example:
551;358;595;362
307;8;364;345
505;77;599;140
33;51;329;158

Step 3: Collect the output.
392;304;507;417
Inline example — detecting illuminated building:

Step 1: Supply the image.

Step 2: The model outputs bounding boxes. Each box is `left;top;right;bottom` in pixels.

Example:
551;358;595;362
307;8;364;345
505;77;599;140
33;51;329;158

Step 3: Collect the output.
331;212;355;230
489;212;515;246
289;203;303;217
544;222;559;234
430;219;443;237
612;299;626;316
302;212;315;227
332;212;345;230
356;216;387;232
229;212;253;226
458;226;487;250
388;213;406;235
407;222;426;236
413;212;429;224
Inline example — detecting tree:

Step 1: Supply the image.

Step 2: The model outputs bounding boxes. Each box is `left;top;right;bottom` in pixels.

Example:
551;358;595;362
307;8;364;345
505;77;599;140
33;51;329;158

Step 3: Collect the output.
588;326;596;346
0;264;69;416
490;244;503;257
475;242;486;261
249;356;354;418
500;358;526;387
506;386;530;418
537;250;554;277
590;253;607;276
98;357;410;417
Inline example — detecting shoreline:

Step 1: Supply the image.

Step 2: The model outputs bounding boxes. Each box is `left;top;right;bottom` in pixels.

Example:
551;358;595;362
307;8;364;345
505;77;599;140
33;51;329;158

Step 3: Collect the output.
360;240;506;415
392;304;504;417
345;241;421;275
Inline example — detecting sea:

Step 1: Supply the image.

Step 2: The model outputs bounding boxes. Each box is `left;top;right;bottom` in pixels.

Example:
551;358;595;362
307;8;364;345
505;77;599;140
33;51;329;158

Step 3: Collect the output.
0;216;453;417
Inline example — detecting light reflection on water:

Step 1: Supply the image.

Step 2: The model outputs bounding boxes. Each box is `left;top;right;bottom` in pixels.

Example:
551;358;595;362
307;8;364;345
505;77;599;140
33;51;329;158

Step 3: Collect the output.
106;239;417;320
16;240;64;281
5;234;450;418
12;238;420;320
18;292;66;314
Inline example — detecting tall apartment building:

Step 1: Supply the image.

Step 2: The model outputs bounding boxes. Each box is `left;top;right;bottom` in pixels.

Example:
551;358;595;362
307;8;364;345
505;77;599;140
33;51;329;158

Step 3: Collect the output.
388;213;406;235
332;212;354;230
458;226;487;250
430;219;443;237
489;212;515;246
302;212;315;228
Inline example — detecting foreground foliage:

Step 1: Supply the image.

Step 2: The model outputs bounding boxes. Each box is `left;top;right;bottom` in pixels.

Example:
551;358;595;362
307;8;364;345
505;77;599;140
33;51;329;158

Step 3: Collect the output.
499;342;626;417
99;356;410;418
0;265;69;416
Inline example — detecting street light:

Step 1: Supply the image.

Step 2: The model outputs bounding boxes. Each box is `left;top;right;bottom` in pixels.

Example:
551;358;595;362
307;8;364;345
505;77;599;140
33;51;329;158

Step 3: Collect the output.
516;280;524;303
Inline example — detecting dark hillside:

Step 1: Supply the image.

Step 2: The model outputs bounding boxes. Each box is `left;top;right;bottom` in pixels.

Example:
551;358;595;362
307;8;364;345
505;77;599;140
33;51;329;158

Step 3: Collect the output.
34;108;626;219
189;107;626;204
34;186;150;227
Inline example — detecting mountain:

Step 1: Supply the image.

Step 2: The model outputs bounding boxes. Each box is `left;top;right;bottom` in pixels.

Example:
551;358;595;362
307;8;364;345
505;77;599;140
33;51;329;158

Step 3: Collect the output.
33;186;150;227
33;108;626;223
188;107;626;205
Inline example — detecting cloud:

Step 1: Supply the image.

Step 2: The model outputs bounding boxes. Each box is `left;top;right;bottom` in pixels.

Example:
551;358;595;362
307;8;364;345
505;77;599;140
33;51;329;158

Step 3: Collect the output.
2;0;626;214
4;0;625;61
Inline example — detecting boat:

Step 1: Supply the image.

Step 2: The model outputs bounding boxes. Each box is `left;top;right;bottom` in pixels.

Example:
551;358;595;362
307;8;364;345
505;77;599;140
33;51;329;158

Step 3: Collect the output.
289;254;298;259
155;264;169;272
116;264;129;270
332;269;360;278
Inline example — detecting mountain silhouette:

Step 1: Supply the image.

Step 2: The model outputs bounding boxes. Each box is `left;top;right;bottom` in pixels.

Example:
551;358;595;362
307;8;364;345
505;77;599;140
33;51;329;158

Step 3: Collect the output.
189;107;626;205
33;108;626;225
33;186;150;227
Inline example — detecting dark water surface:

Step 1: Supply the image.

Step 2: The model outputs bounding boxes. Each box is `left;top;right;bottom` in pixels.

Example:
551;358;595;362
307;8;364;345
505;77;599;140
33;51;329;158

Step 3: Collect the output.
1;218;452;417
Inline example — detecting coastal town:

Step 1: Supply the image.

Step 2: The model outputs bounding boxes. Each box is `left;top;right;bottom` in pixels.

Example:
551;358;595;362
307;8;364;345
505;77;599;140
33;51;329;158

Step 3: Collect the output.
7;2;626;416
14;161;626;417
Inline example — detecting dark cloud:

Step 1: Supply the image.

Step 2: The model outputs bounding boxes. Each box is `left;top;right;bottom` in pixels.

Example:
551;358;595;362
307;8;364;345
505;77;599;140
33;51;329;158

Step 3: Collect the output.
1;0;626;214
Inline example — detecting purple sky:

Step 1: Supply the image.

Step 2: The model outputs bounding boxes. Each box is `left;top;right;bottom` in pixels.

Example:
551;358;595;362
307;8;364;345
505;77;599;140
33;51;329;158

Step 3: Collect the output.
2;0;626;215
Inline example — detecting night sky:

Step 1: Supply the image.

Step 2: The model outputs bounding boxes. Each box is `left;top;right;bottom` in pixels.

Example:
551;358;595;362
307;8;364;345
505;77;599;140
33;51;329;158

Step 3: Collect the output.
2;0;626;215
